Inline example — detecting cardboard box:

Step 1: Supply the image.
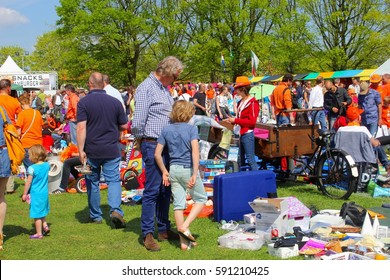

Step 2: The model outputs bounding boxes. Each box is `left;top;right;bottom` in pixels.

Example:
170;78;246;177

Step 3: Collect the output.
268;243;299;259
249;196;312;235
249;198;284;234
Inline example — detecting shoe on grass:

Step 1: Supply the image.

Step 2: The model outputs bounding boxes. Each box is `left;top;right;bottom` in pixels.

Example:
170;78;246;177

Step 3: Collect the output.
52;188;66;194
111;211;126;229
143;233;160;251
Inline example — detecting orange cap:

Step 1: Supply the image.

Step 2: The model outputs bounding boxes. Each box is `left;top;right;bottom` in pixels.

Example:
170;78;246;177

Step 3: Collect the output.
346;106;364;121
234;76;251;88
370;74;382;83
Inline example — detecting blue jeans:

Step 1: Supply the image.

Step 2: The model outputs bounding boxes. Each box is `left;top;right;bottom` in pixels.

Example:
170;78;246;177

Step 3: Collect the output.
313;110;327;131
239;131;258;171
23;148;33;170
328;115;338;132
70;121;77;145
277;114;289;126
364;122;378;136
85;157;123;221
141;141;172;237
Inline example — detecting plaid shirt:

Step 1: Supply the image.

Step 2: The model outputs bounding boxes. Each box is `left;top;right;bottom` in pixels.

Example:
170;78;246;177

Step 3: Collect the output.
132;73;174;139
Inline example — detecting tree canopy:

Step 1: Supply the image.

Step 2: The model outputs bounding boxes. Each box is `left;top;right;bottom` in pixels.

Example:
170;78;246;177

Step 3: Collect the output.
2;0;389;87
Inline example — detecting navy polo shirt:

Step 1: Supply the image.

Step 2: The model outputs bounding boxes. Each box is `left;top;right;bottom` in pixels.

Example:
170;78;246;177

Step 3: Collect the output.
77;89;128;159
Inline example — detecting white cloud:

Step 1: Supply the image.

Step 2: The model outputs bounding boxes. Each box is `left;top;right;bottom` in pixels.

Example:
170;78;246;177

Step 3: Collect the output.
0;7;29;27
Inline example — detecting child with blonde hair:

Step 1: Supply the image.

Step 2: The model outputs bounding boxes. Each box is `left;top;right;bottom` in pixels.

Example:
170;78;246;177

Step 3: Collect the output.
22;144;50;239
155;100;207;250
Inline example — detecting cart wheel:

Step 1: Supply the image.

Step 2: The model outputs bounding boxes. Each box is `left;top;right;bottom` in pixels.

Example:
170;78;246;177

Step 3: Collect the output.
75;176;87;193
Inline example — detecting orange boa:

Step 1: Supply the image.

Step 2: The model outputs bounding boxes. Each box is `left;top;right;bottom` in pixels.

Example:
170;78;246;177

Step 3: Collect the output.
60;144;79;162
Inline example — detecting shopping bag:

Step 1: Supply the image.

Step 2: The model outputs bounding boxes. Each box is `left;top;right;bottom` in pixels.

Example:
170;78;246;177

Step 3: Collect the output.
376;125;389;138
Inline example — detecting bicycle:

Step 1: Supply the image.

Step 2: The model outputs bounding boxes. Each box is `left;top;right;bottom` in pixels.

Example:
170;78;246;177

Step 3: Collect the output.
290;129;359;199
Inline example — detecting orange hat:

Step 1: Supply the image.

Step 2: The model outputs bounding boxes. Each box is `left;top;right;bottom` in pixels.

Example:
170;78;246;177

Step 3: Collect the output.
234;76;251;88
346;106;364;121
370;74;382;83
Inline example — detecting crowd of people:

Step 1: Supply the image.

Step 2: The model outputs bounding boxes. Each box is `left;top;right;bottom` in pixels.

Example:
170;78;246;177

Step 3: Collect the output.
0;58;390;252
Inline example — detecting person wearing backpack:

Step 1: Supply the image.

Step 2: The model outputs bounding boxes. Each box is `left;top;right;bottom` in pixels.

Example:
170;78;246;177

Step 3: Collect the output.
270;74;295;126
15;93;44;170
270;74;295;173
0;105;11;250
52;90;64;121
0;79;22;194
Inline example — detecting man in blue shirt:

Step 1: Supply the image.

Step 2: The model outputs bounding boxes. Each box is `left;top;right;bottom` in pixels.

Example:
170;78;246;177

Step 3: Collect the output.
132;56;184;251
77;72;128;228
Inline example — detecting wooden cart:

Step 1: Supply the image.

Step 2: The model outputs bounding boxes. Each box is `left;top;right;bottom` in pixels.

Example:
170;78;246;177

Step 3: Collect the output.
254;123;319;159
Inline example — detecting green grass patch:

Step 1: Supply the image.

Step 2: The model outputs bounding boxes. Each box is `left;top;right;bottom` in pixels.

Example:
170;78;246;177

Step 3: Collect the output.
1;179;389;260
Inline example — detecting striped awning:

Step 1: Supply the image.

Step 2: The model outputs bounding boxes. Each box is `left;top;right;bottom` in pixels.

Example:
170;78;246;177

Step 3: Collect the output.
261;75;283;82
319;71;335;79
250;76;264;83
303;72;320;80
331;70;362;79
354;69;376;79
293;73;309;80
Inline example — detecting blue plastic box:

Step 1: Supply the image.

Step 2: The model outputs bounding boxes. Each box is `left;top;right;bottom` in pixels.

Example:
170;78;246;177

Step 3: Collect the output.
213;170;277;222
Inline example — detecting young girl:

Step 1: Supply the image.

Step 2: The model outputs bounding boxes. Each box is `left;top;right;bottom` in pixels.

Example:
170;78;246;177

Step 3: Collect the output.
22;144;50;239
154;100;207;250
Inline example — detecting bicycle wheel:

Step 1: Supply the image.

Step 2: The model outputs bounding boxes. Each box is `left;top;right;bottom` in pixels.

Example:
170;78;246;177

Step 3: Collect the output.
316;149;357;199
208;144;228;160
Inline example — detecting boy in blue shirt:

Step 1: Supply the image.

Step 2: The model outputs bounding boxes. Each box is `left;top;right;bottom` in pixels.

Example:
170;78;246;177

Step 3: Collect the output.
155;100;207;250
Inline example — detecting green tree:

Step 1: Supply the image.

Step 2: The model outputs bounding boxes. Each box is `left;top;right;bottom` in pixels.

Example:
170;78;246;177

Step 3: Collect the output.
269;0;313;74
301;0;390;70
56;0;160;86
187;0;280;81
0;46;30;71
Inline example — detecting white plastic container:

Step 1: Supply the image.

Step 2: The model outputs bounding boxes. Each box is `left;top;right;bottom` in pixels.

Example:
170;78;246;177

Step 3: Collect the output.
218;230;265;250
268;243;299;259
310;214;345;229
48;156;63;193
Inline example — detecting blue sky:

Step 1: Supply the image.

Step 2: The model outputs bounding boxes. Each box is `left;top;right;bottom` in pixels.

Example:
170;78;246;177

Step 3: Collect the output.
0;0;60;52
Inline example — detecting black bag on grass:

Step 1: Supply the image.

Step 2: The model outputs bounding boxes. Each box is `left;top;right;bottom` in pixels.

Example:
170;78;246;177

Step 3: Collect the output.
340;202;369;227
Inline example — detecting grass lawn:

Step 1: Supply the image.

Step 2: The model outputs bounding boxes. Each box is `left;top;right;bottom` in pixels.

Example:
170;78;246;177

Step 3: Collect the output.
1;179;389;260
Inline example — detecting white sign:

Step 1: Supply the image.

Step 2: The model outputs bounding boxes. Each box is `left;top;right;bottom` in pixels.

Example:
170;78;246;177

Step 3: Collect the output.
11;74;57;90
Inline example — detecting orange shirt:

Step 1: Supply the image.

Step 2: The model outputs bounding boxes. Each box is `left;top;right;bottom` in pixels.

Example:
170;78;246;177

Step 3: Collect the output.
16;108;43;148
382;106;390;127
206;89;215;99
381;83;390;101
0;94;22;125
270;82;292;115
66;92;80;121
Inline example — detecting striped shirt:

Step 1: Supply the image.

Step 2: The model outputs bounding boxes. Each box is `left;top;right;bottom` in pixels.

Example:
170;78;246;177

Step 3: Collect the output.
132;73;174;139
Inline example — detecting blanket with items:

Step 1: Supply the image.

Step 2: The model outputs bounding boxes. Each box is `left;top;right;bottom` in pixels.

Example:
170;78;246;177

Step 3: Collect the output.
217;196;390;260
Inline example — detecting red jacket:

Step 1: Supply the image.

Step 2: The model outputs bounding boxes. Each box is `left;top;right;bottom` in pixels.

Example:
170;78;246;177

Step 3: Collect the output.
234;97;260;135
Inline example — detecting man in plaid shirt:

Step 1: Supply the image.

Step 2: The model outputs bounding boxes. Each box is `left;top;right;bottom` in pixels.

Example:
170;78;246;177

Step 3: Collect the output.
132;56;184;251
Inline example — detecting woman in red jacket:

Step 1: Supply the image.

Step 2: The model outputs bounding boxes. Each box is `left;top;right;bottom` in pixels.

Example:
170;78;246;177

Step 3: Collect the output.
226;76;260;171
